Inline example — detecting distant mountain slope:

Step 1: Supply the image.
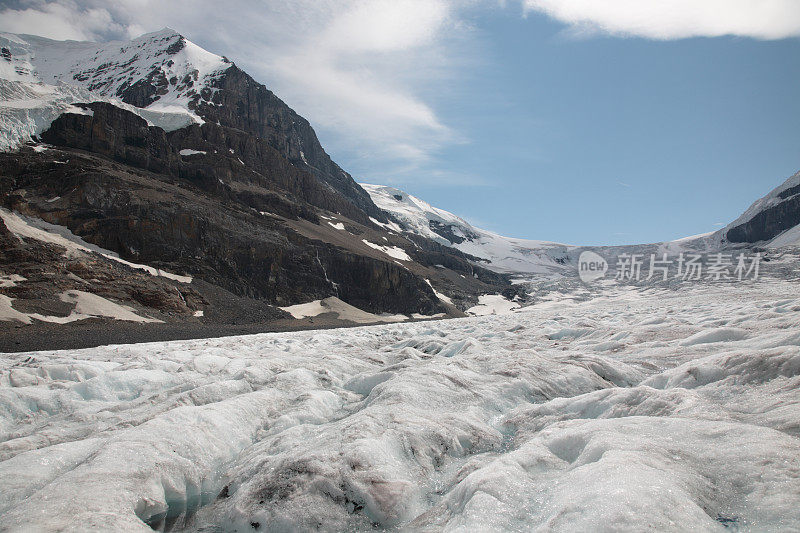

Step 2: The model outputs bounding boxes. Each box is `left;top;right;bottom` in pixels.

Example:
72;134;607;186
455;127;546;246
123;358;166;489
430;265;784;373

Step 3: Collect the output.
365;168;800;279
719;170;800;248
361;183;573;275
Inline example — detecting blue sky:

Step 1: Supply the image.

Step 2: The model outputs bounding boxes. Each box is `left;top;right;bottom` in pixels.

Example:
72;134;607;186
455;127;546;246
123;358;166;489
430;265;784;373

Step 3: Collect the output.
388;8;800;244
1;0;799;245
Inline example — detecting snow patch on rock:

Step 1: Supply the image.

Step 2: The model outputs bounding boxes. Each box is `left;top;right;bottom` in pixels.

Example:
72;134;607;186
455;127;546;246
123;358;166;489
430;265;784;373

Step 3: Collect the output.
0;208;192;283
361;240;411;261
280;297;407;324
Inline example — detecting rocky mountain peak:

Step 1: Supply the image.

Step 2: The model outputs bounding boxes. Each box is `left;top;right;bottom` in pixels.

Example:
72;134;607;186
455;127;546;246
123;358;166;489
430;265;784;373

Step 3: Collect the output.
1;29;385;221
2;28;231;116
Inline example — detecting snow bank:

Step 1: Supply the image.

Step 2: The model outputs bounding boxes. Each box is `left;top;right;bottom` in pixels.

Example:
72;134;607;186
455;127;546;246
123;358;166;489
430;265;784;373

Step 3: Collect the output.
0;274;25;288
425;279;453;305
361;240;411;261
179;148;207;156
0;290;160;325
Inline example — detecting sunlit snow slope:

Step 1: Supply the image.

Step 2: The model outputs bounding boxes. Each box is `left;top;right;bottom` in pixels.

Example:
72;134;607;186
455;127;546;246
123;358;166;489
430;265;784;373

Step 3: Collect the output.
1;275;799;531
361;183;573;275
0;29;229;149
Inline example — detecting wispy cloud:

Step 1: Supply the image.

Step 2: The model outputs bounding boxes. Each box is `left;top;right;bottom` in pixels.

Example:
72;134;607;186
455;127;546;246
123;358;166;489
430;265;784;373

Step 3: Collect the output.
522;0;800;40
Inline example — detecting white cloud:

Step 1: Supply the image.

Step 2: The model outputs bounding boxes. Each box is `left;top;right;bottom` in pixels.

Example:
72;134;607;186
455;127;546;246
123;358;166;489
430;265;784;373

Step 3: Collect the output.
523;0;800;40
259;0;458;165
0;1;124;41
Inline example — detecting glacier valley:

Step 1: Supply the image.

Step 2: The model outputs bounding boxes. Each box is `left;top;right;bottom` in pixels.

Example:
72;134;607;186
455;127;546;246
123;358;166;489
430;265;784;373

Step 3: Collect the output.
1;26;799;533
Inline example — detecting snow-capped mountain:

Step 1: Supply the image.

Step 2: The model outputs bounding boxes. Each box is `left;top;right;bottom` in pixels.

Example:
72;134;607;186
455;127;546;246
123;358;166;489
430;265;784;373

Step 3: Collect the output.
0;27;385;222
0;29;230;150
361;183;573;275
0;29;524;338
16;29;229;113
364;171;800;280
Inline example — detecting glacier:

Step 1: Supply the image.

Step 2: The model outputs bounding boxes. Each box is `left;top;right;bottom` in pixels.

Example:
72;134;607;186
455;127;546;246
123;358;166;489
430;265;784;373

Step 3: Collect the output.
1;275;799;531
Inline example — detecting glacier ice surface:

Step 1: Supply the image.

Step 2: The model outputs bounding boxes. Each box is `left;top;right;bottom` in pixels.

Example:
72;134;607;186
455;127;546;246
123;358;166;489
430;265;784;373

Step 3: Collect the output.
0;280;799;531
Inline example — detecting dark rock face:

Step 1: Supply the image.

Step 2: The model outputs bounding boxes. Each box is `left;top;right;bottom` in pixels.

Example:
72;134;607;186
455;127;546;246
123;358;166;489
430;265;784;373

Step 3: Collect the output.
726;193;800;243
167;123;367;221
427;220;480;246
0;145;446;315
190;66;383;223
106;54;381;224
41;102;179;175
321;248;442;314
40;103;380;224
